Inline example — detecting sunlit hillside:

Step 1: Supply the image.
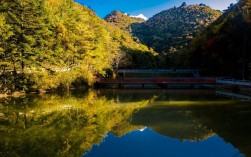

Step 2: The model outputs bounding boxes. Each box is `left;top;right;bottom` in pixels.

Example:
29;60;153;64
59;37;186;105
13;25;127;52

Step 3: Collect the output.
0;0;155;94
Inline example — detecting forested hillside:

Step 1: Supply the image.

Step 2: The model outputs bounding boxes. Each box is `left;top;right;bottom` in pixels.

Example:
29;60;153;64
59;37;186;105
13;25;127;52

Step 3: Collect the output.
132;3;222;54
182;0;251;79
0;0;156;94
105;10;145;32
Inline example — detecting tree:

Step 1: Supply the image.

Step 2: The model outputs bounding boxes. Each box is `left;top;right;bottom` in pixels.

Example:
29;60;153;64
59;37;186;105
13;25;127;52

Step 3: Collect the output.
0;0;53;88
0;13;14;91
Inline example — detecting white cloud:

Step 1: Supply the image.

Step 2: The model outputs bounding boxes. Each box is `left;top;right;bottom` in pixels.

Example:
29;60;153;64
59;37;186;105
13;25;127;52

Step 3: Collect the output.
130;14;148;20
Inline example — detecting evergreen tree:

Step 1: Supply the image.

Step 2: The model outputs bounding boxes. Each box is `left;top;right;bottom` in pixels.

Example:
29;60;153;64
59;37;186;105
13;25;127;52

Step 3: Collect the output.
0;0;55;91
0;13;14;91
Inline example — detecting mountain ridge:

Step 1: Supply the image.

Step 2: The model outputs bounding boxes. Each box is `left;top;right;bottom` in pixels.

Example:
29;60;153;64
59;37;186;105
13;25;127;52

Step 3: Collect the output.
131;3;222;54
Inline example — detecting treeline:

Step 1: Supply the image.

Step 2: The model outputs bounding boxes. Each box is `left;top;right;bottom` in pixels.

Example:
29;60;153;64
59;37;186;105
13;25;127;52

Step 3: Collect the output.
0;0;156;94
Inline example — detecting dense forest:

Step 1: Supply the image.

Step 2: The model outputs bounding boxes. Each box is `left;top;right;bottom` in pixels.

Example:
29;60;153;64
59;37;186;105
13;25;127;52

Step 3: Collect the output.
178;0;251;78
131;3;222;54
0;0;156;94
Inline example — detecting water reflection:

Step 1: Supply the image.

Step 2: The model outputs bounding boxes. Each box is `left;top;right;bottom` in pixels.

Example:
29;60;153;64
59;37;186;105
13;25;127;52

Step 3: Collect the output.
85;129;243;157
0;89;250;157
0;90;150;157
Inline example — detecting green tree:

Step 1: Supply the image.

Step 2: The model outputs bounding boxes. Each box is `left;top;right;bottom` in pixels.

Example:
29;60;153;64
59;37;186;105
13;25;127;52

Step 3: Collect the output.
0;13;15;92
0;0;54;91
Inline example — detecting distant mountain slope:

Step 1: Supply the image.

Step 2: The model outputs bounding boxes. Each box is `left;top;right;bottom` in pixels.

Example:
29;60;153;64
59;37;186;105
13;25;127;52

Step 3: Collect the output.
132;3;222;54
105;10;145;32
185;0;251;79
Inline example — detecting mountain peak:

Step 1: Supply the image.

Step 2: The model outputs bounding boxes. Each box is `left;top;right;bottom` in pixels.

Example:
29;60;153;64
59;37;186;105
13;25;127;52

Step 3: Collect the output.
105;10;145;31
110;10;124;15
180;2;187;7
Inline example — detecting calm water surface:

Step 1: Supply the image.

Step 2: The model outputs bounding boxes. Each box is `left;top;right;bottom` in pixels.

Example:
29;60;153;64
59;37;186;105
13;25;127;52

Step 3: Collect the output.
0;89;250;157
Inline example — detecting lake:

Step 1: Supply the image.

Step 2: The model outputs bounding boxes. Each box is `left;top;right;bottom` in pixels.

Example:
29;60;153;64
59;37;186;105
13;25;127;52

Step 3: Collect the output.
0;89;250;157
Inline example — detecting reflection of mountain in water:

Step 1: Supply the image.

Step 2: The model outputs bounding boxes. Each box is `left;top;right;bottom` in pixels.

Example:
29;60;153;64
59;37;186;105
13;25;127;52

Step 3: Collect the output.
101;89;251;156
0;89;250;157
189;103;251;157
132;96;251;157
132;105;215;141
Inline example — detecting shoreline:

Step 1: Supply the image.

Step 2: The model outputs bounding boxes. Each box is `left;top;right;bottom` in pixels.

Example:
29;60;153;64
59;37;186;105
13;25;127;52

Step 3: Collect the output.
0;91;26;99
0;87;89;99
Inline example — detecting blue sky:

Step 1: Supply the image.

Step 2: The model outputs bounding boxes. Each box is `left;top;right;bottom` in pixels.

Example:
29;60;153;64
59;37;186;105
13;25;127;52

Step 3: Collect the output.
75;0;237;19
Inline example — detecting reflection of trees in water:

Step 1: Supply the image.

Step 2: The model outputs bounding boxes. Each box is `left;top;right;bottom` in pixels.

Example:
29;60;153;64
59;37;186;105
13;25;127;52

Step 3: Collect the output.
1;90;250;157
189;102;251;157
0;90;150;157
